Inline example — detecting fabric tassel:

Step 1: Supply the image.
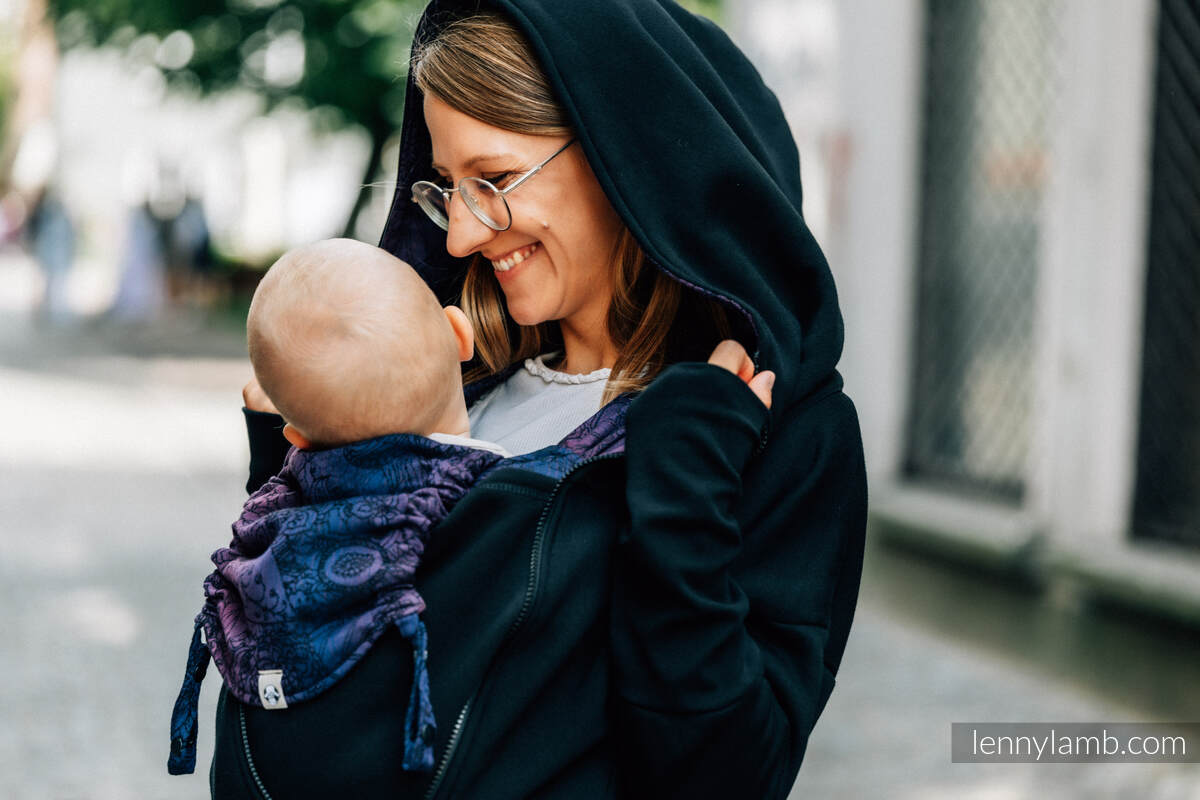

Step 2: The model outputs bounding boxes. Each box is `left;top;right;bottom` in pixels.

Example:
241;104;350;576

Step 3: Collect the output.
168;620;212;775
398;615;436;772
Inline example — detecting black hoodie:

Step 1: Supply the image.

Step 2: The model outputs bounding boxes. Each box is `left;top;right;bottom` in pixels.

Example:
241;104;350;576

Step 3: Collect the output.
208;1;867;798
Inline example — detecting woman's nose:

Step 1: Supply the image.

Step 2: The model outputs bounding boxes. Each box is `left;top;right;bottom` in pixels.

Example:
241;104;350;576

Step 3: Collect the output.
444;193;496;259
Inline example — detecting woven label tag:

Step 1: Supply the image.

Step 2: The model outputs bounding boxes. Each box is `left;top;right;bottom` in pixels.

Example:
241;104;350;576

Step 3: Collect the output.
257;670;288;710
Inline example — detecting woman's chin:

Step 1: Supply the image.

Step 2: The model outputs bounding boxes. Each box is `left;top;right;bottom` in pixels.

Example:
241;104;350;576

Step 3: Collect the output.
506;305;548;327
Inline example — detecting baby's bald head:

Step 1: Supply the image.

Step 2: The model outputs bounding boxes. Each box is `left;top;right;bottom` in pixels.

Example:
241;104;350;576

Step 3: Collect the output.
247;238;467;447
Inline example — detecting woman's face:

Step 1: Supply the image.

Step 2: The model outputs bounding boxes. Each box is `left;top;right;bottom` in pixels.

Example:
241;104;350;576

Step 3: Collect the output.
423;93;623;329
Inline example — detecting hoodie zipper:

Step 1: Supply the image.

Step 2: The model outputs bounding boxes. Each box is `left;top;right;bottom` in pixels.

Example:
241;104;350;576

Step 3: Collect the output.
753;413;771;458
642;251;773;457
238;703;275;800
423;452;622;800
239;396;765;800
646;254;775;454
641;253;763;371
427;252;766;797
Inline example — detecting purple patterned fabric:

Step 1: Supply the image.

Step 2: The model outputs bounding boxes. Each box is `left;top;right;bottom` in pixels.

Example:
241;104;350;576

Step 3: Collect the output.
169;388;633;776
201;391;632;707
199;434;505;707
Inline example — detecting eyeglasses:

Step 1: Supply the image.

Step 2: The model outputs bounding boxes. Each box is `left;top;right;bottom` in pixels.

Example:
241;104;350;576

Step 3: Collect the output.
411;138;576;232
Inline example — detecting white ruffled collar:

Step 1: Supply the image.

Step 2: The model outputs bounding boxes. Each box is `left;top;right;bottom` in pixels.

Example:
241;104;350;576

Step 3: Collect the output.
523;351;611;385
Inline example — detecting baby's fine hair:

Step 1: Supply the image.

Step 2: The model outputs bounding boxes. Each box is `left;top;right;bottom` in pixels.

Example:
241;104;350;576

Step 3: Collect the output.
246;238;461;446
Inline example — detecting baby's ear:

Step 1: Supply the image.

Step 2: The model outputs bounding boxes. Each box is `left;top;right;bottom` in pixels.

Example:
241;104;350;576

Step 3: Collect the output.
444;305;474;362
282;423;312;450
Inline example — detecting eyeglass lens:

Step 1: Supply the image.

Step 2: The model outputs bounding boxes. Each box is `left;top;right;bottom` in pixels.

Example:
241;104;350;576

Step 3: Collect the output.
413;178;511;232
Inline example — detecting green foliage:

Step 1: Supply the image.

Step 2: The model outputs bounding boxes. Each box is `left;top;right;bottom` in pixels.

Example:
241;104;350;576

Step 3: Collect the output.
43;0;427;233
44;0;425;148
0;18;18;163
41;0;725;231
0;64;12;162
44;0;726;131
676;0;725;26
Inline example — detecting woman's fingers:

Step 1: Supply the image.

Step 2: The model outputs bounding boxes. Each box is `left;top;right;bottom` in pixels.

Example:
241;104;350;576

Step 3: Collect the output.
707;339;749;378
746;370;774;410
242;377;280;414
707;339;773;409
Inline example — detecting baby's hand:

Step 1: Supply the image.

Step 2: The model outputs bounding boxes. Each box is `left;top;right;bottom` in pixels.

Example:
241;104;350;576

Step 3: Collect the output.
707;340;773;410
242;376;280;414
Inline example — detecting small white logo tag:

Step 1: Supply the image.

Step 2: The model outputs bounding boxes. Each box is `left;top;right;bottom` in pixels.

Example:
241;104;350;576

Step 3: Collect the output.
257;670;288;710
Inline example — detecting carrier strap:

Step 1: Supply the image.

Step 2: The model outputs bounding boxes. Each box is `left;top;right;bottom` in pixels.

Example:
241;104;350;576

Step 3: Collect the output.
166;615;434;775
168;619;211;775
398;614;436;772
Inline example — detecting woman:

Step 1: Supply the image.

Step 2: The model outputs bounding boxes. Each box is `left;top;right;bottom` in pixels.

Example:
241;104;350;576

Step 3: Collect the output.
214;1;867;797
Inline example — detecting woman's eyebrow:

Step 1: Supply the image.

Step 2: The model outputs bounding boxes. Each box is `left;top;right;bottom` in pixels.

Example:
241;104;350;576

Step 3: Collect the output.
431;152;517;172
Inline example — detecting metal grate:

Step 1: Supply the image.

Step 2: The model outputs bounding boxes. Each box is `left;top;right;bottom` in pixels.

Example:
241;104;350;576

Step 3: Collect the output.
904;0;1060;501
1132;0;1200;548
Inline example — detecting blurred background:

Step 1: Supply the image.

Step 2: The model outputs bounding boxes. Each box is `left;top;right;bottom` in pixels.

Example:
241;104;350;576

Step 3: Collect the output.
1;0;1198;797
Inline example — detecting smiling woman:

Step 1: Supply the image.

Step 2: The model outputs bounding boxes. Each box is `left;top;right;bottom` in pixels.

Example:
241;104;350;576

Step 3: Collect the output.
409;10;735;400
215;1;867;798
424;97;624;367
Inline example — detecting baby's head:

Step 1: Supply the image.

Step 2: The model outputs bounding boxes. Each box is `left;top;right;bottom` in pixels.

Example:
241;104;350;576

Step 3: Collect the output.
247;238;473;449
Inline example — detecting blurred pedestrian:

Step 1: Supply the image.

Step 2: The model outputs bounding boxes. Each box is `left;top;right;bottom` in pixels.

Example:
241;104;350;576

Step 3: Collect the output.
26;187;75;325
167;194;219;308
109;200;167;322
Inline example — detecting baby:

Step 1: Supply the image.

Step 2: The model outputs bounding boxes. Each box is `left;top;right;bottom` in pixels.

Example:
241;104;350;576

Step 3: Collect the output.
246;237;510;457
169;239;515;777
169;239;774;779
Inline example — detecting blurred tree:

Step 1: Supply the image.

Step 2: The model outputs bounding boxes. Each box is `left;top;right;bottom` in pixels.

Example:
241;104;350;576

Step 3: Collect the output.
677;0;725;25
0;6;23;187
43;0;426;238
42;0;725;238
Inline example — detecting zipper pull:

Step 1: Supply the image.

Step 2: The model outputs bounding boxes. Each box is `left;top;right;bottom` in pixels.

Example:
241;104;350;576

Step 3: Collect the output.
752;412;771;459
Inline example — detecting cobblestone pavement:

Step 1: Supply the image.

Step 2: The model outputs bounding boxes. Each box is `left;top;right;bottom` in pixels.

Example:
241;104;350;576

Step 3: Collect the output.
3;252;1198;799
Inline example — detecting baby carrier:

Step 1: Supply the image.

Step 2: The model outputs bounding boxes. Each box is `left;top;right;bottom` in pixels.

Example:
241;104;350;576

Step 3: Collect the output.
167;389;632;778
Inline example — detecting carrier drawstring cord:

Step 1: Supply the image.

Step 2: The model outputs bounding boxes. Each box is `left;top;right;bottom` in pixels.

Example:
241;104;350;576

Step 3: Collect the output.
398;614;436;772
166;614;435;775
168;619;211;775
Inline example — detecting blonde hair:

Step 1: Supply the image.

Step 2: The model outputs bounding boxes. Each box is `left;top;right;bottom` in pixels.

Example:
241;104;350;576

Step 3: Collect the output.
247;238;462;446
411;11;731;403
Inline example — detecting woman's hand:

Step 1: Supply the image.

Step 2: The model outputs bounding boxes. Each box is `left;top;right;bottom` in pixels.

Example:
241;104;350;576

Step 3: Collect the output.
707;339;773;410
242;376;280;414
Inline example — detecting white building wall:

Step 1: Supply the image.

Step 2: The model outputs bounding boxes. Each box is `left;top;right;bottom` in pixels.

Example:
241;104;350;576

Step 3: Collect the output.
732;0;1200;618
730;0;924;488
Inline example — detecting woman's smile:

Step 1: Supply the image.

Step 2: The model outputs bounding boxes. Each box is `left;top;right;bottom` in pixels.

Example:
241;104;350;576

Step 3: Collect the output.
424;93;623;329
490;241;540;277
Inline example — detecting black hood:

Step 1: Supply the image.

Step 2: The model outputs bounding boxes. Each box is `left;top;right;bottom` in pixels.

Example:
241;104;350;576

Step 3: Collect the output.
380;0;844;412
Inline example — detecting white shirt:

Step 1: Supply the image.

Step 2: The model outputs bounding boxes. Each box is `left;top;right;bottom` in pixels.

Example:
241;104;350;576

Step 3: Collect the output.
467;351;612;456
425;431;514;458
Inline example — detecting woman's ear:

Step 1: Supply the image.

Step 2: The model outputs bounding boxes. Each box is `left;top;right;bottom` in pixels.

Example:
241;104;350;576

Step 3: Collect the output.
444;305;475;362
282;423;312;450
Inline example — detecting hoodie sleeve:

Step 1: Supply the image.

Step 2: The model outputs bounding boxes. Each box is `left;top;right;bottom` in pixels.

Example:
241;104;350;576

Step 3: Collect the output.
612;360;867;799
243;408;291;495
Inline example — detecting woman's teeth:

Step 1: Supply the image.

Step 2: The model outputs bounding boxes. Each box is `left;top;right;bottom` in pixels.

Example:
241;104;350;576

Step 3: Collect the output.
492;243;539;272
